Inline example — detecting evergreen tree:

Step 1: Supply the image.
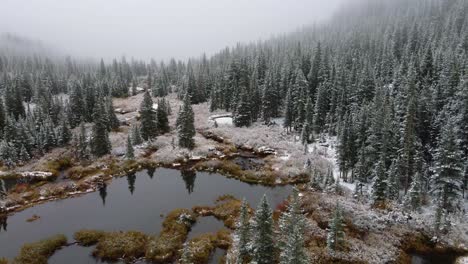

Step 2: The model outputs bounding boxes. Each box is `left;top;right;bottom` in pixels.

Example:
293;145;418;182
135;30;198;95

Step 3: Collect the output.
327;203;345;251
177;93;196;149
233;87;252;127
279;188;309;264
386;159;400;200
430;117;464;213
0;98;5;137
284;88;294;131
125;135;134;160
372;155;387;205
404;172;423;211
140;91;158;140
68;80;85;128
251;195;275;264
90;103;111;157
107;98;120;131
155;99;170;134
58;117;71;146
77;122;89;160
131;124;143;145
233;199;250;264
18;144;30;163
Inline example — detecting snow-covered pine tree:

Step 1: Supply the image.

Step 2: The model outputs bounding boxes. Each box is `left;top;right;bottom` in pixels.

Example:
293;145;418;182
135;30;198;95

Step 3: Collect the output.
404;172;423;211
140;91;158;140
77;122;89;160
327;203;345;252
251;194;275;264
155;99;170;134
18;144;30;163
386;159;400;201
430;117;464;214
58;117;71;146
107;97;120;131
232;199;251;264
177;93;196;149
284;87;294;131
372;154;388;206
233;87;252;127
279;188;309;264
131;124;143;146
125;135;134;160
90;102;111;157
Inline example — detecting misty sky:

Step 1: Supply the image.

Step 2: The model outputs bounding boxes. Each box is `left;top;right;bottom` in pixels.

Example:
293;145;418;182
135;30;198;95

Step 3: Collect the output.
1;0;343;61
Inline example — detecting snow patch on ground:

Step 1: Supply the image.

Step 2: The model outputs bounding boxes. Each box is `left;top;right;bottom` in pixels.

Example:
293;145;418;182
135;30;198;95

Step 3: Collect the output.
208;113;233;126
308;136;355;192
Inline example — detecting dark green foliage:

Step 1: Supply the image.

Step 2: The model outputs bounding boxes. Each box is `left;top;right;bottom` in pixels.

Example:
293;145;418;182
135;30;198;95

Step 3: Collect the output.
106;98;120;131
233;87;252;127
140;91;158;140
177;93;195;149
125;135;134;160
431;117;464;213
251;195;275;264
90;102;111;157
155;98;170;134
327;203;345;251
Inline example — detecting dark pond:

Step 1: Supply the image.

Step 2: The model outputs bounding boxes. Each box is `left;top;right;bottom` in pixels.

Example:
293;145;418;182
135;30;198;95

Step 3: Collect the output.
187;216;225;241
0;168;291;262
411;252;462;264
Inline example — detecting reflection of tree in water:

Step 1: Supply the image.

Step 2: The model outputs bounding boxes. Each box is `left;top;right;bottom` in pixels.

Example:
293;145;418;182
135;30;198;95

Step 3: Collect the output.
181;170;196;194
147;167;155;179
0;216;7;232
98;183;107;206
127;173;136;195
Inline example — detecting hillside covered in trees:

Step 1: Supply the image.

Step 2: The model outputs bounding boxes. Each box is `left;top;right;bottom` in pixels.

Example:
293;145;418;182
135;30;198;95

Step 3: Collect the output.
0;0;467;263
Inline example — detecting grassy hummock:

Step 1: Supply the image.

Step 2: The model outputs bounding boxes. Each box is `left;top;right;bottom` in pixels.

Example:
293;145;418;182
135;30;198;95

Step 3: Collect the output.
13;234;67;264
93;231;148;262
145;208;196;262
193;195;246;229
182;230;232;264
74;229;106;246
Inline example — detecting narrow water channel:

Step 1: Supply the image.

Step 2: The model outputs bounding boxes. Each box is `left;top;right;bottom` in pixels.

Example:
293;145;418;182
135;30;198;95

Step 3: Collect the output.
0;168;292;262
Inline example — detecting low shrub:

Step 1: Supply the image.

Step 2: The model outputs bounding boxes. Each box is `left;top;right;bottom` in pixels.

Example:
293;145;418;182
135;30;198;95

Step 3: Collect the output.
68;166;100;180
13;234;67;264
41;157;72;176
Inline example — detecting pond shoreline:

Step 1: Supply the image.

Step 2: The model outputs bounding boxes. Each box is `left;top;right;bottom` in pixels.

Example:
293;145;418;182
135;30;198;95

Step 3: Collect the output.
0;143;304;218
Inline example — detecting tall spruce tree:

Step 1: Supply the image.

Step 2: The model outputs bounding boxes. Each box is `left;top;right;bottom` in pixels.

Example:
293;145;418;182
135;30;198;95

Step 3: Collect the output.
155;99;170;134
125;135;134;160
430;117;464;213
327;203;345;251
279;188;309;264
233;87;252;127
372;154;388;205
90;103;111;157
251;195;275;264
140;91;158;140
177;93;196;149
233;199;251;264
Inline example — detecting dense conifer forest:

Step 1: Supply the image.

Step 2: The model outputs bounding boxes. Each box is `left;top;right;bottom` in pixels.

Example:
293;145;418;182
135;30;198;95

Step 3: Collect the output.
0;0;467;263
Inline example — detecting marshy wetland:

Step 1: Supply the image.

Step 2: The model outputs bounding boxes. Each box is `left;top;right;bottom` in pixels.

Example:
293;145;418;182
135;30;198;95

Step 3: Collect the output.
0;168;292;263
